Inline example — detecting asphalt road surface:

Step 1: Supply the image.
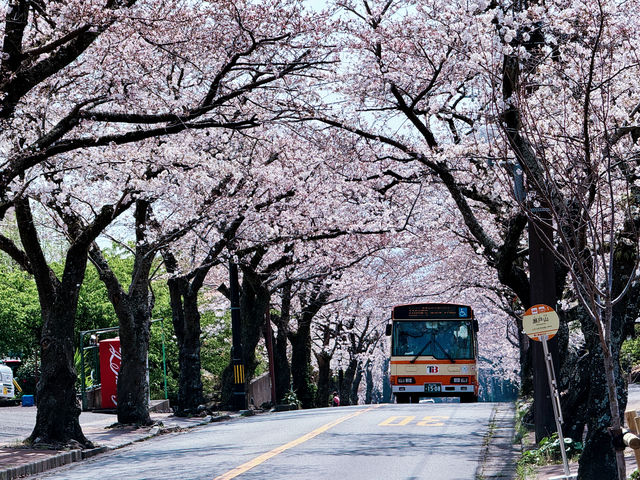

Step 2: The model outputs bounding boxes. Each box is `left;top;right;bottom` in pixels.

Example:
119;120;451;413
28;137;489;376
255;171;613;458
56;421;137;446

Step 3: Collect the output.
29;402;497;480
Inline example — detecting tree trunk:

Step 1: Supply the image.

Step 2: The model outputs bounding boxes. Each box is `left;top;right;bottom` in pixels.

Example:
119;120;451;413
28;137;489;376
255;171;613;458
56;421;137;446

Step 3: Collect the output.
577;311;628;480
578;356;623;480
340;360;357;406
117;294;153;425
239;272;270;382
9;194;132;445
90;201;156;425
272;283;292;403
166;274;203;416
274;320;291;403
350;363;362;405
559;341;589;442
12;198;92;447
365;362;374;404
289;323;314;409
220;266;270;408
315;351;331;407
29;297;91;447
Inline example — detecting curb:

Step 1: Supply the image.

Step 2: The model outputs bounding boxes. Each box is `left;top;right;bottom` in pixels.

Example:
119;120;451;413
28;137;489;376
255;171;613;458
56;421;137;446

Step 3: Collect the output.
0;450;82;480
0;416;224;480
476;402;518;479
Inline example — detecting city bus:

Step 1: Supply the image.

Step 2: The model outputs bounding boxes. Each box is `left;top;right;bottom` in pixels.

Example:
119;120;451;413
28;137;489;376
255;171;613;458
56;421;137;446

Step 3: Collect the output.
386;303;479;403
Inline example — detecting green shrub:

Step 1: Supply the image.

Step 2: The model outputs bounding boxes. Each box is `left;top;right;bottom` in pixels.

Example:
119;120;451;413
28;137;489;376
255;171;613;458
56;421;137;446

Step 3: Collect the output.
282;389;301;407
519;433;583;466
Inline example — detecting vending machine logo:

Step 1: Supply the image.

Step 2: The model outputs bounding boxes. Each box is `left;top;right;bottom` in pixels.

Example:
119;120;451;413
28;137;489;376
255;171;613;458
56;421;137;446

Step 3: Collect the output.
99;338;121;409
108;344;121;406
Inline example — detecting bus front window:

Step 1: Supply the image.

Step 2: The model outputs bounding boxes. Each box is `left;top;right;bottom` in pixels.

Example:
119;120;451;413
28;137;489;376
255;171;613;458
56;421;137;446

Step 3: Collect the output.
393;320;474;359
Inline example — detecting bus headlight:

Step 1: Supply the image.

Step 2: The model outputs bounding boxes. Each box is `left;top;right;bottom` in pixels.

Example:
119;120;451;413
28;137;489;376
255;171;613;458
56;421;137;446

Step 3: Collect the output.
451;377;469;384
397;377;416;384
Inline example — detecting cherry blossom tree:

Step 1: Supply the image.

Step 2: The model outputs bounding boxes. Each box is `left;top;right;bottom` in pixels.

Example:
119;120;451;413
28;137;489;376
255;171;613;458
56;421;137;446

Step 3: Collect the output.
0;158;135;447
1;0;328;443
304;0;639;476
491;1;640;476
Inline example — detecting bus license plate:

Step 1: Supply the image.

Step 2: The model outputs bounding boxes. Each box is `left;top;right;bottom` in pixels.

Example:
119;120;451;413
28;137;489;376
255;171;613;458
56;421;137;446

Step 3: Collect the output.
424;383;441;393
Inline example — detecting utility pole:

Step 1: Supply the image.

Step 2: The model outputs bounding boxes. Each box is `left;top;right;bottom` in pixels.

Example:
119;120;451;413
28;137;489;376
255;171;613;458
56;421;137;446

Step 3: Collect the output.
529;204;560;442
514;164;559;442
229;260;247;410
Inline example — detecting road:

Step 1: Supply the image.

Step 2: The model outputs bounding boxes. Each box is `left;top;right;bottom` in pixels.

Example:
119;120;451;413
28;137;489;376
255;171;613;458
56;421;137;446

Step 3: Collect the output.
26;402;498;480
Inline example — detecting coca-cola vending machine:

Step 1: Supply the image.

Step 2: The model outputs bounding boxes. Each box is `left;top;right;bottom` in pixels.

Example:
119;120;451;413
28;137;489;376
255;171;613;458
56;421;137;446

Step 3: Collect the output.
99;338;121;409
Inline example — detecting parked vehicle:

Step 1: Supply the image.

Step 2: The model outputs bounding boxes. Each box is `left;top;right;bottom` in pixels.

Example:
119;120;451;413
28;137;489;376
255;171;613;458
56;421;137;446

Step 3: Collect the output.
0;363;14;399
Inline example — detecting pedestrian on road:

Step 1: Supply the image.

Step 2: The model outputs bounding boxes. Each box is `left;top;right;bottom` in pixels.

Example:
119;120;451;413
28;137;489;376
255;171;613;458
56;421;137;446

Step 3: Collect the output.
332;391;340;407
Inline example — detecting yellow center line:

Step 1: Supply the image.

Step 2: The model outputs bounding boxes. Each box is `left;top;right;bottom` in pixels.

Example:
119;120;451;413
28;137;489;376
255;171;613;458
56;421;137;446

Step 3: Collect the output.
213;405;381;480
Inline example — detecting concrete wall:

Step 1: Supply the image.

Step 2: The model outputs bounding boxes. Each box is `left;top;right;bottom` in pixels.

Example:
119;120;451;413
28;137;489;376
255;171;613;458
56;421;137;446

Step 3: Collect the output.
248;372;272;408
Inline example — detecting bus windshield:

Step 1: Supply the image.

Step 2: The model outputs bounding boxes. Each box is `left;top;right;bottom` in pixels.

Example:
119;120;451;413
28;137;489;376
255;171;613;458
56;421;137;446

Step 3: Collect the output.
392;320;474;360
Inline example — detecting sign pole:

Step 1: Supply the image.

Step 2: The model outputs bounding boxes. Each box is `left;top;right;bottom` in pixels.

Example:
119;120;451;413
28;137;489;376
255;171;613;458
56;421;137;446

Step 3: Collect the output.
523;305;576;480
541;335;574;480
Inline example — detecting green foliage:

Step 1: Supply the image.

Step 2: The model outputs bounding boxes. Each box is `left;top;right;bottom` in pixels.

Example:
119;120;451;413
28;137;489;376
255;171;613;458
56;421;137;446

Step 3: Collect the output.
282;389;301;407
0;269;41;358
515;461;536;480
629;469;640;480
200;310;232;390
0;243;235;406
74;348;96;390
13;356;39;396
621;326;640;374
514;398;533;445
76;265;119;334
148;318;178;401
519;433;583;466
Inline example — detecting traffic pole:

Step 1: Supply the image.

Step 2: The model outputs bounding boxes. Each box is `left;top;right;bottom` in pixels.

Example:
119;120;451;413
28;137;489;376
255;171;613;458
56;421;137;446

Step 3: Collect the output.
265;308;277;405
229;260;247;410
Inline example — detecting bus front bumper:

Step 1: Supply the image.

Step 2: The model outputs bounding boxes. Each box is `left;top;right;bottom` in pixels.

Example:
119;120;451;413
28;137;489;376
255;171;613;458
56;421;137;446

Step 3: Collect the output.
392;385;475;394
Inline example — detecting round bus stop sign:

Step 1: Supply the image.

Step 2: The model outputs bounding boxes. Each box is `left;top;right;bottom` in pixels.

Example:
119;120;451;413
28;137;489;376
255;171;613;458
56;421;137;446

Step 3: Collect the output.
522;304;559;341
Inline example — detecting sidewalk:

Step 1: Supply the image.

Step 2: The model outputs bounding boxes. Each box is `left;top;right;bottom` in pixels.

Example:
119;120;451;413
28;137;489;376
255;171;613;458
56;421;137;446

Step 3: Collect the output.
476;402;519;479
0;404;237;480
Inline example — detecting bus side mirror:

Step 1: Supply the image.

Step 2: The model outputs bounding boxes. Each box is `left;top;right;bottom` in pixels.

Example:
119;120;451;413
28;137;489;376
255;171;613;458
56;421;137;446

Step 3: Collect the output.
473;320;479;332
385;323;392;336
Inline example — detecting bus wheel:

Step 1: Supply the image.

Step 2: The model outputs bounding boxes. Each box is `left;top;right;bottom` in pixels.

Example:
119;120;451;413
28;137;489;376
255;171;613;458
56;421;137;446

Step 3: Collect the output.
460;394;478;403
396;394;410;404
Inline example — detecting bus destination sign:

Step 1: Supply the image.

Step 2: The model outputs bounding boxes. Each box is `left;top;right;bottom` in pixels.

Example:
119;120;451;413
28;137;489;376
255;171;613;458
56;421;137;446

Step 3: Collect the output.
522;304;559;341
393;303;471;320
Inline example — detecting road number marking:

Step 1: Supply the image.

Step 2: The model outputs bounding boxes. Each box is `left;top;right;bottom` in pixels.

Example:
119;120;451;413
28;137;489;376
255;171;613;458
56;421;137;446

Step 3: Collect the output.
379;415;449;427
379;416;416;426
417;416;448;426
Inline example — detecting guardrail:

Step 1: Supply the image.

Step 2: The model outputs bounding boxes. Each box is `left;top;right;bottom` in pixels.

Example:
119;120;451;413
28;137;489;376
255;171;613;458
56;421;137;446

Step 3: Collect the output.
624;410;640;469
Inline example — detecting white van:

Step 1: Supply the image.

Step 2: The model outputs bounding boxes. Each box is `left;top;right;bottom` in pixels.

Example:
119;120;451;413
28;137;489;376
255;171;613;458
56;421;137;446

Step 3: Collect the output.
0;364;14;399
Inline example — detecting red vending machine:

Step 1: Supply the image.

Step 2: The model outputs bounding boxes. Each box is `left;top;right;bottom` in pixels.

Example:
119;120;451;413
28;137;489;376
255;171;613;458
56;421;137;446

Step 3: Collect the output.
99;338;121;409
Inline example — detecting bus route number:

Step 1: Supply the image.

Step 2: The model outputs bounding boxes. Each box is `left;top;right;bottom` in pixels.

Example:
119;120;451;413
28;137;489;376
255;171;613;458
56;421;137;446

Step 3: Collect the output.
425;383;441;393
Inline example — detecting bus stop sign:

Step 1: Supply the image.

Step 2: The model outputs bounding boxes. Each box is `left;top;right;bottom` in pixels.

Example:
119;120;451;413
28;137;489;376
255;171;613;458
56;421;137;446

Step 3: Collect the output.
523;304;559;341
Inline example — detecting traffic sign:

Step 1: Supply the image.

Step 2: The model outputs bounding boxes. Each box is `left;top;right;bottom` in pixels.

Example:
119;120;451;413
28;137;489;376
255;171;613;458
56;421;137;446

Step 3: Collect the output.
523;304;574;479
523;304;559;341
